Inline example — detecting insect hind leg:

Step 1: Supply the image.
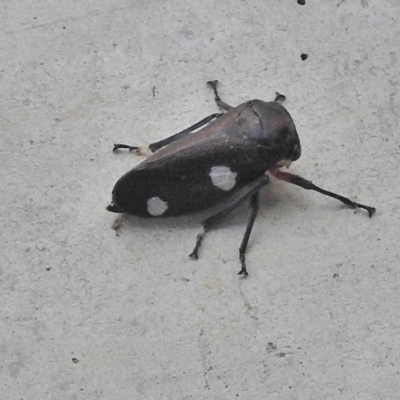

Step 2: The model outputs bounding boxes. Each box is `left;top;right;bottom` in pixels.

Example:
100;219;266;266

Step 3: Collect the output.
189;175;270;276
112;113;221;155
113;144;139;152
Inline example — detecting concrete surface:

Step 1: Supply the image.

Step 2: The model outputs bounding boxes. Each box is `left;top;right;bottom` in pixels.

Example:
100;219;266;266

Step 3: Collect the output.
1;0;400;399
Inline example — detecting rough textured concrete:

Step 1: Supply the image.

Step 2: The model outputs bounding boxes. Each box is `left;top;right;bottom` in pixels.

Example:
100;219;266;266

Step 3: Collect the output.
1;1;400;399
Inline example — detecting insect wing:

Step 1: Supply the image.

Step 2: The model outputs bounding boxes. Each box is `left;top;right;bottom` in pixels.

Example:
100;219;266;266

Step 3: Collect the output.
142;101;259;166
112;138;279;217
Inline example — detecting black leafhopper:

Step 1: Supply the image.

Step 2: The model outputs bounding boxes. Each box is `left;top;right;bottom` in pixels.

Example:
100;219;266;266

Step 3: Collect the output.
107;81;375;276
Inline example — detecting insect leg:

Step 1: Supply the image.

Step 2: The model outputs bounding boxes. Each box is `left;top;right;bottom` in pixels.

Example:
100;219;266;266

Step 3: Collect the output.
207;80;233;111
113;113;222;153
148;113;222;152
238;192;260;276
271;169;376;217
274;92;286;102
112;144;139;152
189;175;270;275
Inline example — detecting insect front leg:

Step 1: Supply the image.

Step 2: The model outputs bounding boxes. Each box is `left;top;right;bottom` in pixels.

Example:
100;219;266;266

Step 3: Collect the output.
209;79;285;106
114;79;234;153
207;80;233;111
238;192;260;276
189;175;270;276
271;169;376;217
113;113;222;154
274;92;286;102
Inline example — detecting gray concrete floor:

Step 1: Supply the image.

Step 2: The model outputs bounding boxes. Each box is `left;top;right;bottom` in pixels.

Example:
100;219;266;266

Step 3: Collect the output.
1;1;400;399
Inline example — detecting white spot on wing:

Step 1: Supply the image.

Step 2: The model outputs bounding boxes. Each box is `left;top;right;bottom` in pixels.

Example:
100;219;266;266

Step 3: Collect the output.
209;166;237;191
147;197;168;216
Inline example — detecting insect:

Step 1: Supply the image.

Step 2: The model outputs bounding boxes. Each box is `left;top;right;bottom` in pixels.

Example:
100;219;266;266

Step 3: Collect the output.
107;80;375;276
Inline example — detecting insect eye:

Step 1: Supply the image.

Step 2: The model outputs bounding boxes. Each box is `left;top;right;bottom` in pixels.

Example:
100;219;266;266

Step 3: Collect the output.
291;144;301;161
